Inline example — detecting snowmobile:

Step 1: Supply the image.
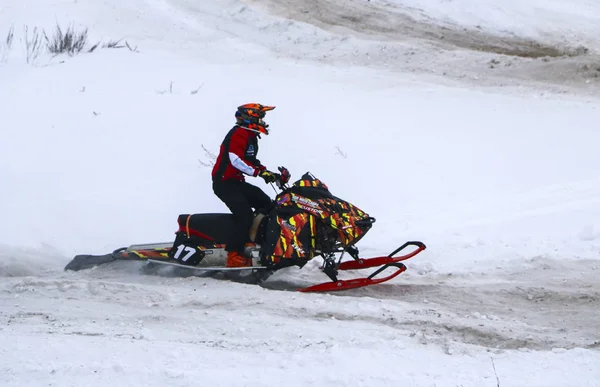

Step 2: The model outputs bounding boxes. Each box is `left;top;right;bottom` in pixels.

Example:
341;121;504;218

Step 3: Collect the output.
65;168;426;292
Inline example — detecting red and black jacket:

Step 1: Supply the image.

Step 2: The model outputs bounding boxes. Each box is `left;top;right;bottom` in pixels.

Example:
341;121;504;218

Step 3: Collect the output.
212;126;262;182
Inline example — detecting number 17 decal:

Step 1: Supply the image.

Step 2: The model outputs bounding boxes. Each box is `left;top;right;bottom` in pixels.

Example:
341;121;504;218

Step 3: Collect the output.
172;244;196;262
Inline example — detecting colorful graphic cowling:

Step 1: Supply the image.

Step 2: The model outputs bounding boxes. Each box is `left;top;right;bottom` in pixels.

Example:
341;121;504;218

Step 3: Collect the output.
264;174;373;264
270;212;317;261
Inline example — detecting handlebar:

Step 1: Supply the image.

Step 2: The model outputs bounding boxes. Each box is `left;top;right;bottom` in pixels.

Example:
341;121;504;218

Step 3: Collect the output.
274;166;291;190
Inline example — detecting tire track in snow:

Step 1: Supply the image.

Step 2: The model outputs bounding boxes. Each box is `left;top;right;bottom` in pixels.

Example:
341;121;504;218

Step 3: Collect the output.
245;0;577;58
318;257;600;351
2;256;599;353
239;0;600;91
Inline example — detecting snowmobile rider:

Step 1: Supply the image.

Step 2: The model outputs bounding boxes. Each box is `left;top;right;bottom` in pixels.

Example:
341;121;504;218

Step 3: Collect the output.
211;103;280;268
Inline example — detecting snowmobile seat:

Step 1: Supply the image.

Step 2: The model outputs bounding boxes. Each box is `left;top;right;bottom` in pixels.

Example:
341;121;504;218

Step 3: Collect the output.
176;213;266;245
177;213;233;244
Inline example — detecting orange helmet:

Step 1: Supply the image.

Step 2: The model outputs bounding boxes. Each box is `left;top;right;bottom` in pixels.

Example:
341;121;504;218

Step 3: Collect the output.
235;103;275;135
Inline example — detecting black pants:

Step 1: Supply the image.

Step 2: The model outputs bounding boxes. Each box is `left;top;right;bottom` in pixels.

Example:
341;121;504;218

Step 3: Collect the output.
212;179;273;253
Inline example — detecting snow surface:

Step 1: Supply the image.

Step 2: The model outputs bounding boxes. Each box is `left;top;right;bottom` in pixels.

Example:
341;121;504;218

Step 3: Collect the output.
1;0;600;386
384;0;600;44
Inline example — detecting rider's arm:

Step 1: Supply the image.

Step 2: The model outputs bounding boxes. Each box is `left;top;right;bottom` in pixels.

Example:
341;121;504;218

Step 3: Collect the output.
229;152;258;176
228;131;260;176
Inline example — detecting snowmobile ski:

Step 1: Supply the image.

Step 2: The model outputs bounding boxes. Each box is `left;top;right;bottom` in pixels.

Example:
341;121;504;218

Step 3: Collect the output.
337;241;426;271
297;242;426;292
298;263;407;292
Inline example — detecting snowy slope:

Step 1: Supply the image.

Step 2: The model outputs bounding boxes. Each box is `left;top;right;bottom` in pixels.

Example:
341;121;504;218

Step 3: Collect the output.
384;0;600;44
246;0;600;92
1;0;600;386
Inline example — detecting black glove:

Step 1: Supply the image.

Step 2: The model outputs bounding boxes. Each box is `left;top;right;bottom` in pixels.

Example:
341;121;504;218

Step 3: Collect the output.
259;170;278;183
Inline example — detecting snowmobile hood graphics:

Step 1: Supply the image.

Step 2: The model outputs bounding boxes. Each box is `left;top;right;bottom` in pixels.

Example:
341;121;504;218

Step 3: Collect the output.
267;172;374;263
